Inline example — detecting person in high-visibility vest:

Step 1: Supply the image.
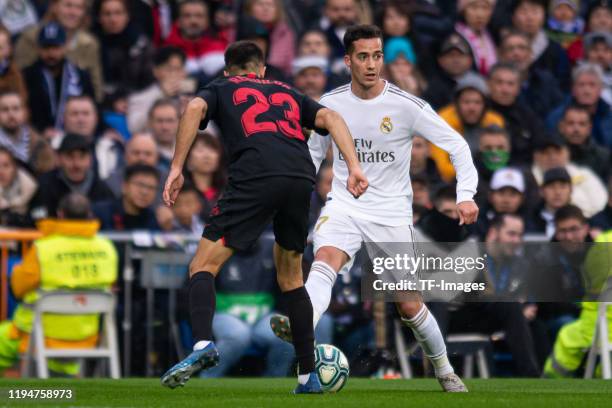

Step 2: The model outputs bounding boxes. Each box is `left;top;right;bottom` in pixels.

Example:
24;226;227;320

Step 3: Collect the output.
543;228;612;377
0;193;117;376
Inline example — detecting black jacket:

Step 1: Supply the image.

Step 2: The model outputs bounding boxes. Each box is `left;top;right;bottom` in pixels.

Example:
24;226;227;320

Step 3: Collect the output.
22;60;95;132
518;67;565;119
93;199;159;231
567;138;610;182
422;68;459;111
30;168;114;219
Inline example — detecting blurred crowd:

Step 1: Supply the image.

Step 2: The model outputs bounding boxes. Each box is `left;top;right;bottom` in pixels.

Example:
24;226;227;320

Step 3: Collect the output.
1;0;612;378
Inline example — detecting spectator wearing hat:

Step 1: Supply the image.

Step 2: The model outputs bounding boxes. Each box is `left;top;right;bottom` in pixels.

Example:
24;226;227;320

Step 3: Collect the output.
296;29;349;89
531;136;607;218
29;134;114;220
511;0;571;92
528;167;573;237
499;30;565;118
243;0;296;77
581;32;612;105
21;22;95;134
14;0;103;102
422;32;475;110
546;0;585;49
455;0;497;76
432;72;505;181
566;1;612;64
292;55;329;100
93;163;160;231
546;63;612;148
558;104;610;181
383;37;427;96
127;46;187;134
0;25;27;103
476;167;529;238
164;0;227;81
487;63;547;166
0;89;55;175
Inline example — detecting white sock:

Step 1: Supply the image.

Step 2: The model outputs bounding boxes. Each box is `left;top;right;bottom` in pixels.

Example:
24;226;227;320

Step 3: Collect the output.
305;261;337;327
193;340;211;351
298;373;311;385
402;305;454;377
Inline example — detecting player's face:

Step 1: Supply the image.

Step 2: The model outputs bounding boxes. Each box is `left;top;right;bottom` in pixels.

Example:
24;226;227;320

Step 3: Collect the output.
345;38;384;90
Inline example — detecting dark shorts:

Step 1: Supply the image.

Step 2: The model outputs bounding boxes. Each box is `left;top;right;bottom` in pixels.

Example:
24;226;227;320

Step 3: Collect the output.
203;176;314;252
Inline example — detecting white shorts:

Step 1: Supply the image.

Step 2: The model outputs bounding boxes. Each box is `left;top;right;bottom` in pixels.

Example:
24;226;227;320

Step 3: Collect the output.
313;201;418;274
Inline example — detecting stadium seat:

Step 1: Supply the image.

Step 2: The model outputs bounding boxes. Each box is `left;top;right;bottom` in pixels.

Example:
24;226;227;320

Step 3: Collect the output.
446;334;491;379
584;302;611;379
21;290;120;379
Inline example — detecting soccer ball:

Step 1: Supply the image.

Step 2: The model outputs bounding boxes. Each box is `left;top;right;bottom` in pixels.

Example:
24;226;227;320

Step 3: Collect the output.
314;344;350;392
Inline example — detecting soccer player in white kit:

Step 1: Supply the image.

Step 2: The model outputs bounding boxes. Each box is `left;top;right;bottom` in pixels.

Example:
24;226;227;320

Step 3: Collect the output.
271;25;480;392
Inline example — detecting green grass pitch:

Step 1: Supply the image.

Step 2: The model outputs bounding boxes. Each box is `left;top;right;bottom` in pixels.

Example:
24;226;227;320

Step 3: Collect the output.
1;378;611;408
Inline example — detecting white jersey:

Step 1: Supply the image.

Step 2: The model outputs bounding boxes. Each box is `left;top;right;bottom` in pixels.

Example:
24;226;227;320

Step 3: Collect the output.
309;81;478;226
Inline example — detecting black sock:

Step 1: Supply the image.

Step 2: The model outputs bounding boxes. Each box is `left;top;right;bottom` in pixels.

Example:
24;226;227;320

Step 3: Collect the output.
189;271;216;342
283;286;315;374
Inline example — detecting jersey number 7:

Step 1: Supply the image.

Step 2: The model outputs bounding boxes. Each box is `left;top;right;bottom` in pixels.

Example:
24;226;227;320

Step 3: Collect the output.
233;88;304;140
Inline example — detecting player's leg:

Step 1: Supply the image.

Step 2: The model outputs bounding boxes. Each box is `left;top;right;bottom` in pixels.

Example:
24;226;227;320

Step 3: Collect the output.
161;238;233;388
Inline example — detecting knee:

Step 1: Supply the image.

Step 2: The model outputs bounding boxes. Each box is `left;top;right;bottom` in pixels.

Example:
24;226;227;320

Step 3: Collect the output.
315;247;346;272
189;259;221;277
397;299;424;319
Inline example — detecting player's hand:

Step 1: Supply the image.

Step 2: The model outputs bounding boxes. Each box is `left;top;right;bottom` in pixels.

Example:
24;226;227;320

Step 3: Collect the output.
346;166;368;198
163;167;185;207
457;200;479;225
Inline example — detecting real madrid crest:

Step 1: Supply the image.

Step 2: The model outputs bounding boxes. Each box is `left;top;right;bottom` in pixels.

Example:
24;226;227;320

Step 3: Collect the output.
380;116;393;134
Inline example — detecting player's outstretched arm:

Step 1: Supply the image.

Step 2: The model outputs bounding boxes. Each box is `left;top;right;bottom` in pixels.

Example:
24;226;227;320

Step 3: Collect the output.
314;108;368;198
163;97;208;206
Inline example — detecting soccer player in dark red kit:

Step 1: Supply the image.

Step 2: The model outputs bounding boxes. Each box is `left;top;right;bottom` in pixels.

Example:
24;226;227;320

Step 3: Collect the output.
160;41;368;394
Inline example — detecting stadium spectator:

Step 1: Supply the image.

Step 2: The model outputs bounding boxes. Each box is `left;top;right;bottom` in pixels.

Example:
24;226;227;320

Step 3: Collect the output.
378;0;422;64
104;132;161;199
93;0;155;96
147;98;180;173
127;46;186;133
487;63;546;165
581;32;612;106
422;32;474;110
511;0;571;91
529;167;574;237
292;55;329;100
530;135;608;220
0;90;55;174
590;175;612;233
60;95;124;180
409;135;443;192
235;16;287;82
558;104;610;181
566;1;612;64
30;134;114;220
167;182;203;234
546;0;585;49
14;0;104;101
410;174;433;210
417;186;473;242
0;25;28;102
0;147;37;227
93;163;160;231
184;132;226;223
320;0;359;74
383;37;426;96
164;0;226;80
243;0;296;76
297;29;348;88
432;72;504;181
309;162;334;226
22;22;95;133
547;63;612;148
454;0;497;76
0;193;117;376
498;30;564;118
476;167;528;237
201;236;295;377
543;227;612;378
